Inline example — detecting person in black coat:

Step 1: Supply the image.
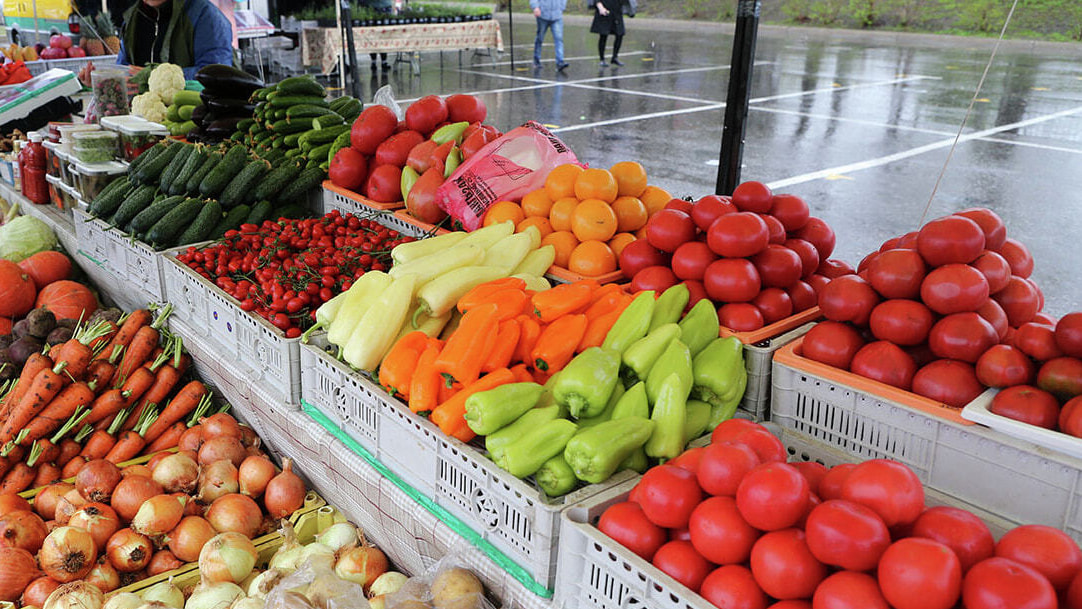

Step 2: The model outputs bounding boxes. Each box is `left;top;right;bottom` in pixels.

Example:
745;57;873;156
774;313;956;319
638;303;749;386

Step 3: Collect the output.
590;0;624;67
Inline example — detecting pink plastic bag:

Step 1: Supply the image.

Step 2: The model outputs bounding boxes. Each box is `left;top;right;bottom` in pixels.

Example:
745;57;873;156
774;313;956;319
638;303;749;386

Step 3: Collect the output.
436;121;578;231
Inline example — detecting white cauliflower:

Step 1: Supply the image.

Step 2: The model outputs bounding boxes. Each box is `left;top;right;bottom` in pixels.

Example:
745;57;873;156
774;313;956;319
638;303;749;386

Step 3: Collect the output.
148;63;185;105
132;91;168;123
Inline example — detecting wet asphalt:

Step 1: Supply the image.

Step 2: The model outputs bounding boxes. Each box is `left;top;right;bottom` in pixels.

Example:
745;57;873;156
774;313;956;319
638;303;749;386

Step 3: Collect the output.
343;15;1082;315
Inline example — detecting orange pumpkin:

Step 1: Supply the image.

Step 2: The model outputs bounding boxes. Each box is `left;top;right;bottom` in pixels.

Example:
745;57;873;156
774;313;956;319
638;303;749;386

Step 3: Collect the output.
0;260;36;318
18;251;71;290
35;280;96;321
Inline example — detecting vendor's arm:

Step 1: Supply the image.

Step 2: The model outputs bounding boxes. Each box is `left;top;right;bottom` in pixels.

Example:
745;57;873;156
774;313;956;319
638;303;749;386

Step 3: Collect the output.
184;0;233;79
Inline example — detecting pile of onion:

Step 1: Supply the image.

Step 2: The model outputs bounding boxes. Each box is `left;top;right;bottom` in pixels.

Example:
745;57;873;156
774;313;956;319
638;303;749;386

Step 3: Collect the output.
166;516;217;563
39;527;96;583
151;454;199;494
0;509;48;553
264;460;305;519
199;532;257;584
0;546;40;601
207;494;262;539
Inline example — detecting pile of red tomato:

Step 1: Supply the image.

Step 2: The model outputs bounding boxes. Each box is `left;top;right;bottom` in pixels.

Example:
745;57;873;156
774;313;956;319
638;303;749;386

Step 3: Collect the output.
618;181;850;330
597;419;1082;609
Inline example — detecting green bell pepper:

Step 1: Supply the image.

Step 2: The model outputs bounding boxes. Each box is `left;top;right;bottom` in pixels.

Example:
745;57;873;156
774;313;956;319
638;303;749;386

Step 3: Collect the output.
692;337;746;408
536;454;577;497
554;347;621;419
611;381;649;420
564;416;655;484
645;339;693;405
679;298;720;357
620;447;649;473
645;373;688;460
707;366;747;429
464;382;544;436
649;284;690;332
577;381;624;429
684;398;712;441
493;419;578;478
602;291;656;354
622;323;681;385
484;404;562;456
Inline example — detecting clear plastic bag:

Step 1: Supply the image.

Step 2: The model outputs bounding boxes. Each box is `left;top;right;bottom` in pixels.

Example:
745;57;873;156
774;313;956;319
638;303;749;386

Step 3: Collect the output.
435;121;579;231
373;85;405;121
385;553;498;609
264;562;372;609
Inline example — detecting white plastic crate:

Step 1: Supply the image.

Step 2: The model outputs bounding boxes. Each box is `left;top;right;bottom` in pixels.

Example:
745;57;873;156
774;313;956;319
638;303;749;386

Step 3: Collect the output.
233;307;302;405
738;322;813;420
299;338;380;451
771;353;1082;543
73;208;110;265
161;252;209;329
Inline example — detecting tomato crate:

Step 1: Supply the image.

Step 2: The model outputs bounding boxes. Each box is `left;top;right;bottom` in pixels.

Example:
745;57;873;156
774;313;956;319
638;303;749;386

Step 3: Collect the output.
771;338;1082;542
554;426;1014;609
299;335;381;452
322;180;404;212
722;310;818;421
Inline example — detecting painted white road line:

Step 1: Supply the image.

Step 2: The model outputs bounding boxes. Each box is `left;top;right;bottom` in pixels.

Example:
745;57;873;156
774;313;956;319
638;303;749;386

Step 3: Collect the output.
564;82;717;104
750;75;940;104
977;137;1082;155
750;106;957;136
470;50;651;68
551;103;726;133
766;105;1082;189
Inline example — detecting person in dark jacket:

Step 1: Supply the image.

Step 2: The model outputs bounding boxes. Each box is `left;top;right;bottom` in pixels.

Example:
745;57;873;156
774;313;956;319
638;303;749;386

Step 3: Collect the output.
590;0;624;67
117;0;234;79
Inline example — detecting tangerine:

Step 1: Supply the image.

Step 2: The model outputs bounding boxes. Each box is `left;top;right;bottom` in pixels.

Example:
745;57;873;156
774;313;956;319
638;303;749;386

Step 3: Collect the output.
571;198;618;242
521;188;554;218
541;231;579;268
640;185;673;216
549;197;579;232
610;161;648;197
608;232;637;257
544;164;584;201
611;196;649;232
483;201;525;227
517;216;553;240
569;240;617;277
574;168;618;203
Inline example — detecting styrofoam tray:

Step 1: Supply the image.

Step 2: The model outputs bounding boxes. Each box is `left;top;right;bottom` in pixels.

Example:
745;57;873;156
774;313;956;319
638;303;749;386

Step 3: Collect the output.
962;389;1082;461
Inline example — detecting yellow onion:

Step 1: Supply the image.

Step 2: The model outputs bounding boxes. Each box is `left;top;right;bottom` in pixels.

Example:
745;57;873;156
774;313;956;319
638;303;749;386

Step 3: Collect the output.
132;495;186;538
141;579;184;609
184;582;244;609
199;532;257;584
245;570;284;599
313;523;358;553
42;581;104;609
151;455;199;494
101;592;142;609
333;546;387;592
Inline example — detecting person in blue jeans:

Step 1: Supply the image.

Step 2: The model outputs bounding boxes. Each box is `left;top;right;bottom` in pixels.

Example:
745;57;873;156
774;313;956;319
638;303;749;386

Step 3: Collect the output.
531;0;569;71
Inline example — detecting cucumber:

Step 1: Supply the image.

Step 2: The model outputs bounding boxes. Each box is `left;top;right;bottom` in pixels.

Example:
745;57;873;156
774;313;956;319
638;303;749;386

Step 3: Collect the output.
178;199;222;245
273;203;311;220
210;204;251;239
332;98;362;121
220;159;271;208
237;118;255;132
303;124;349;146
199;145;249;198
166;104;183;122
271;118;312;133
172;90;202;107
307;142;332;161
327;130;352;164
170;147;207;196
276;76;326;97
186;152;221;195
130;195;185;233
158;144;194;192
147;198;204;247
276;166;325;205
128;143;163;176
269;95;328;108
312;114;345;130
178;105;195;120
260;147;286;164
285;148;302;159
249;122;264;135
87;176;132;217
286;104;335;119
110;184;158;229
245;200;273;225
135;142;183;185
253;162;302;202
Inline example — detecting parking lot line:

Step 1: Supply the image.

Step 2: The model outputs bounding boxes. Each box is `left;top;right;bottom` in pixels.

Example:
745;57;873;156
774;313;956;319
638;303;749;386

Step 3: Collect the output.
551;104;726;133
750;106;957;136
750;75;940;104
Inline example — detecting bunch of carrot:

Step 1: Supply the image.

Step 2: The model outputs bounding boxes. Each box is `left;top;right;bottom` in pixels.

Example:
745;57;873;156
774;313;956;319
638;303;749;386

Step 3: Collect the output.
377;278;633;443
0;304;213;493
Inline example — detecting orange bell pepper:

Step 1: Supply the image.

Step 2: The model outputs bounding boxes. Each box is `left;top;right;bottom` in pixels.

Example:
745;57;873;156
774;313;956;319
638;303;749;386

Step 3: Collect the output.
482;319;521;373
379;331;430;399
514;315;541;365
578;306;627;352
430;368;515;442
531;282;593;323
585;285;629;320
457;278;527;313
408;338;444;414
531;314;588;372
435;303;499;387
510;363;534;383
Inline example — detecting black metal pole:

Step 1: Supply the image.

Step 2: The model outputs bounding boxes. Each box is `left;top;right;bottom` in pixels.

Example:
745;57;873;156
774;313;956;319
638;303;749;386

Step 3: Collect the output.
716;0;761;196
341;0;363;99
507;1;514;71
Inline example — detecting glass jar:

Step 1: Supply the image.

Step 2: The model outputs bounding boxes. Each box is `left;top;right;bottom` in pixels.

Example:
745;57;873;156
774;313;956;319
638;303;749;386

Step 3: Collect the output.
72;130;119;163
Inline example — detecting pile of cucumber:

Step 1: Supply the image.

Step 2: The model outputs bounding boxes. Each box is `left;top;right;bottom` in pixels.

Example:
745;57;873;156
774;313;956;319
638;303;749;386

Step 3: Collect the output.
85;138;318;250
239;75;361;175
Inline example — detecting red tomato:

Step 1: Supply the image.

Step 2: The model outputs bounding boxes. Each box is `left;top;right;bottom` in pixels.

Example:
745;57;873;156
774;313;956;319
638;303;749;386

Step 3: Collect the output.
1057;313;1082;358
866;249;926;299
794;218;836;259
857;251;879;275
1037;357;1082;401
704;259;761;303
1014;323;1063;362
878;538;962;609
752;288;793;324
998;238;1034;278
868;299;934;346
689;496;761;565
812;571;890;609
697;441;760;496
787;280;818;313
805;500;891;571
802;321;866;370
977;299;1010;340
955;208;1007;251
976;344;1035;387
818;464;856;501
759;213;787;244
971;251;1012;294
710;420;787;463
732;181;774;213
840;459;924;528
701;565;768;609
1034;312;1057;326
405;95;449;135
445;94;487;123
993;277;1040;327
920;263;990;315
669;446;704;475
691;195;737;232
683;280;709;310
460;127;498;160
995;525;1082;591
671;241;717;281
720;303;765;332
896;230;919;249
652;540;712;593
1064;398;1082;437
328;148;369;191
790;461;827;496
990;386;1059;429
817;258;854;278
619;240;670;278
636;465;702;529
806;274;830;296
770;194;810;231
750;529;827;600
784;239;820;279
850;341;917;390
351;104;398;155
917;215;985;266
406;140;440;174
819;275;880;326
736;463;809;531
752;245;803;288
373;130;425;167
963;557;1057;609
912;360;984;407
671;527;691;542
364;164;402;202
928;312;998;363
598;501;667;561
646;209;696;253
912;506;994;572
663;198;694;214
1068;569;1082;609
707;212;770;258
769;602;813;609
632;266;679;294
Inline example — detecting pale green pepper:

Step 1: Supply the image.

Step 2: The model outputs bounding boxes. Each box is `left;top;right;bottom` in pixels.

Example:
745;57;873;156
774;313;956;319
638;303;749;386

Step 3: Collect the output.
679;298;720;357
649;284;690;332
564;416;655;484
465;382;544;436
484;404;562;455
536;454;577;497
493;419;578;478
645;373;688;460
602;291;655;354
692;337;746;409
622;323;680;385
684;399;712;441
554;347;621;419
577;381;624;429
645;339;693;405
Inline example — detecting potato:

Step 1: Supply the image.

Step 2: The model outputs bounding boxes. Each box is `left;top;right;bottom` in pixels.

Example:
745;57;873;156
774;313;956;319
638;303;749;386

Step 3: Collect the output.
430;568;484;609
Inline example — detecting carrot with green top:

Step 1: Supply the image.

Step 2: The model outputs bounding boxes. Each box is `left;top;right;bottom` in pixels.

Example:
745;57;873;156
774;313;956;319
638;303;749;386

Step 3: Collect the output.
33;462;61;487
33;409;90;469
0;433;27;479
84;387;134;426
1;352;53;421
0;362;68;445
78;426;116;460
56;321;116;379
1;461;35;493
104;406;159;464
85;353;119;394
20;381;95;445
434;303;499;387
482;319;521;373
379;332;429;399
141;381;209;444
123;345;182;432
531;314;588;372
531;282;593;323
409;338;445;414
456;278;527;313
430;368;515;442
95;309;152;361
112;305;172;386
145;421;186;453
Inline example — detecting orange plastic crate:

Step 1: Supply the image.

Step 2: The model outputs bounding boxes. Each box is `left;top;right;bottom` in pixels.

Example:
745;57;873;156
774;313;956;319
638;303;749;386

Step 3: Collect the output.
323;180;404;211
391;209;452;235
719;306;822;344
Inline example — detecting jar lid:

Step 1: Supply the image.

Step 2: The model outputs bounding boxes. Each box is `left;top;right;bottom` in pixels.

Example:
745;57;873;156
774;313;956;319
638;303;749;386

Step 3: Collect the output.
100;115;148;131
72;131;119;145
71;159;126;175
119;121;169;137
57;124;100;140
43;140;58;151
29;132;43;143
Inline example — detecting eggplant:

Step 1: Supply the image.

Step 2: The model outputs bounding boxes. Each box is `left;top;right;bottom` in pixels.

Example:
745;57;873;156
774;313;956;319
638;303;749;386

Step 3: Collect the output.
195;64;264;95
203;96;256;117
190;104;208;127
205;117;245;137
8;336;42;366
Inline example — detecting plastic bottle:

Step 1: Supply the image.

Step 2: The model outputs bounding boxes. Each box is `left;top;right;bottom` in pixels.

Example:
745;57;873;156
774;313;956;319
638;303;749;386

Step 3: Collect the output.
22;133;48;204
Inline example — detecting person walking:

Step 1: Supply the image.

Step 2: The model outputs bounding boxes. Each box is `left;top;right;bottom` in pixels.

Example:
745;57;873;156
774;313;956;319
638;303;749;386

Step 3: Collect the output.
531;0;569;71
591;0;625;67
